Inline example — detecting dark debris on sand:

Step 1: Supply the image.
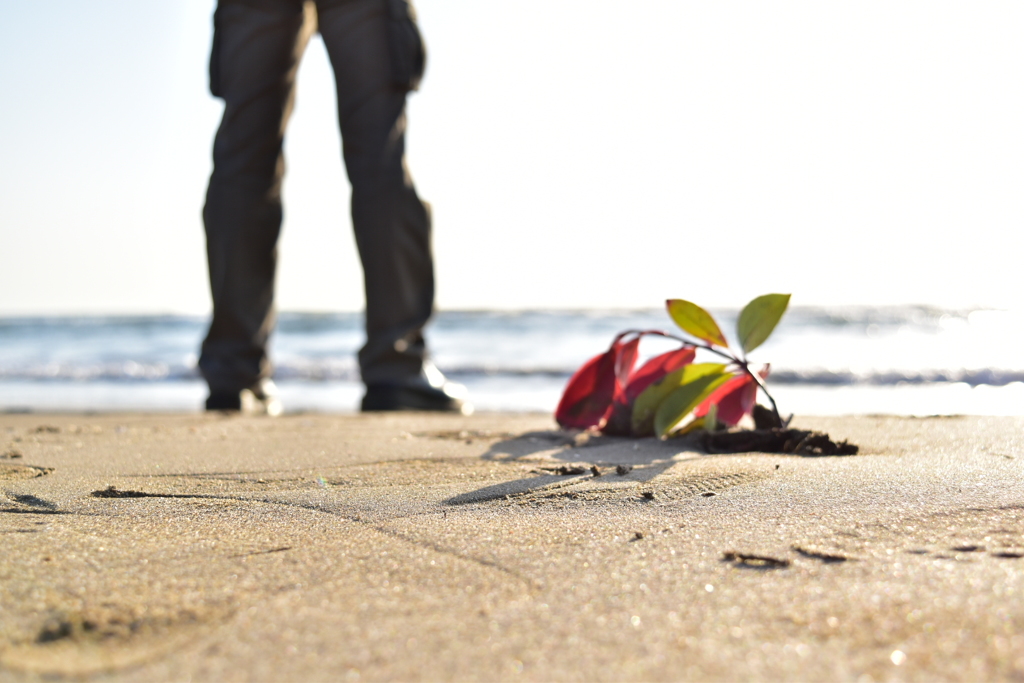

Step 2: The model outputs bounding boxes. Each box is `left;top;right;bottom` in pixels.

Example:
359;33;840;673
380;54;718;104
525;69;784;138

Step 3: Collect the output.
91;486;157;499
536;465;589;476
703;428;859;456
722;551;791;569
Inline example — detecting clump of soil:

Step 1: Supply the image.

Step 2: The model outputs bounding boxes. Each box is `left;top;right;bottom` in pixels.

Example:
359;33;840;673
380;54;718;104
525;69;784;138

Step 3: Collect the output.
702;428;858;456
722;551;791;569
535;465;589;476
91;486;156;498
699;404;859;456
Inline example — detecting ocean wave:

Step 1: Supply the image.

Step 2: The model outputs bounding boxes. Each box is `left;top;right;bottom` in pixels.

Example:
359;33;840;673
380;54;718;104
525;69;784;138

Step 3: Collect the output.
0;305;981;333
3;307;1021;389
3;361;1024;388
0;363;202;382
768;368;1024;387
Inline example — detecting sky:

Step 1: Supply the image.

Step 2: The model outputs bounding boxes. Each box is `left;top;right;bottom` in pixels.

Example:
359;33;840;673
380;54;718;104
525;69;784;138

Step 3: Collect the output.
1;1;1022;315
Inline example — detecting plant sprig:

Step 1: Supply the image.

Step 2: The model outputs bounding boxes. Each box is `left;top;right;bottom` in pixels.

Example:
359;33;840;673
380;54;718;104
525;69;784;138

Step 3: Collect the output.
555;294;791;438
664;294;790;430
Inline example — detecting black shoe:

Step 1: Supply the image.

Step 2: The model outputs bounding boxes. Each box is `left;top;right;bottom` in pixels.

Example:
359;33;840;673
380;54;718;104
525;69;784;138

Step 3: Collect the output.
361;364;472;414
361;384;470;413
205;380;283;416
205;392;241;411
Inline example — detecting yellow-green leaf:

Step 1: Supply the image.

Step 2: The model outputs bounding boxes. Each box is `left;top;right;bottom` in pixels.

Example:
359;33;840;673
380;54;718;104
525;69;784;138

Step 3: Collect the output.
631;363;727;436
632;367;682;436
677;417;707;436
654;370;731;438
736;293;791;354
666;299;729;347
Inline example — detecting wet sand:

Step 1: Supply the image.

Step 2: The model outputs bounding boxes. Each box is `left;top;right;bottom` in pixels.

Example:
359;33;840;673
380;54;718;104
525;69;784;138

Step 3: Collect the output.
1;412;1023;681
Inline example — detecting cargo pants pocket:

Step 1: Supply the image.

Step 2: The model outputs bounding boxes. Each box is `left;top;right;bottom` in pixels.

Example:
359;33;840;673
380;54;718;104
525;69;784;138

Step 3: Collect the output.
385;0;426;92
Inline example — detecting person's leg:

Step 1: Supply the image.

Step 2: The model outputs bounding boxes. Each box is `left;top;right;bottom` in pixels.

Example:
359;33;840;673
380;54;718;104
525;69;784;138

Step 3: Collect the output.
199;0;316;405
315;0;436;388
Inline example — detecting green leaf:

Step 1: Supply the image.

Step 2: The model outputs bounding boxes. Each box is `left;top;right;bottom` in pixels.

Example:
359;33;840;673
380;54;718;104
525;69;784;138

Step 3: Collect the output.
631;365;691;436
736;293;791;354
653;369;732;438
704;402;719;433
666;300;729;348
631;363;725;436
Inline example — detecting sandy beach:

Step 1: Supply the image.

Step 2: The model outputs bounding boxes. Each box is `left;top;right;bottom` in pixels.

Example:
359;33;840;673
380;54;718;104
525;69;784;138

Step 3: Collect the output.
1;412;1023;681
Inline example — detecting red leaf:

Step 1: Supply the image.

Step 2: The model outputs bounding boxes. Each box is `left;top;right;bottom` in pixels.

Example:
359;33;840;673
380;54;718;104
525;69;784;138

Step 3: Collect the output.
694;366;768;426
555;335;638;430
624;347;696;402
604;345;694;436
613;337;641;401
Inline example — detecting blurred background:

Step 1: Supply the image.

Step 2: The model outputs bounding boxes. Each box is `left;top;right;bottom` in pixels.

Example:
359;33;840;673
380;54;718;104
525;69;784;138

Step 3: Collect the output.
1;1;1022;414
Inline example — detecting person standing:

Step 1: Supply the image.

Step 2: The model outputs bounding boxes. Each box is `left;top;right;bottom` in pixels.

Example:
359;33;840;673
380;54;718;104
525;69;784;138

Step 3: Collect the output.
199;0;468;414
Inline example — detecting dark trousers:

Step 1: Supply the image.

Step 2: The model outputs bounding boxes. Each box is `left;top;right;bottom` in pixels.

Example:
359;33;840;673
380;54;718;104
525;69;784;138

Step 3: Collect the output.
199;0;434;394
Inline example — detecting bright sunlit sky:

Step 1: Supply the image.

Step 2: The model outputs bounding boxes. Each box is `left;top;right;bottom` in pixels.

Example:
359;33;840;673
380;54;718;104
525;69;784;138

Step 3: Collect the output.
1;1;1022;315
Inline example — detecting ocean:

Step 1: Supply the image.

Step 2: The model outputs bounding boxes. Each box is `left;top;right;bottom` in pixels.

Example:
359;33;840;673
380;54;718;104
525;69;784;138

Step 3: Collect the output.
1;307;1022;416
